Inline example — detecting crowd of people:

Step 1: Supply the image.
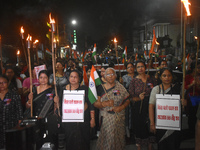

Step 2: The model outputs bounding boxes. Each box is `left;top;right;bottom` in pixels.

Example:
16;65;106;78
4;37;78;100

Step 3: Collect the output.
0;54;200;150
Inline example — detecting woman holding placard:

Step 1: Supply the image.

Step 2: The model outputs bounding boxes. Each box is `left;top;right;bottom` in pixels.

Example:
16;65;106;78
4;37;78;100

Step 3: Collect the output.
149;67;181;150
58;70;95;150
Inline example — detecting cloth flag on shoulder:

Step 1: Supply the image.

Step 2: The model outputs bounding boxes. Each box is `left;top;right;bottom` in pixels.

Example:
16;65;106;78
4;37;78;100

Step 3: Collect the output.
122;46;127;64
92;43;97;63
88;65;102;104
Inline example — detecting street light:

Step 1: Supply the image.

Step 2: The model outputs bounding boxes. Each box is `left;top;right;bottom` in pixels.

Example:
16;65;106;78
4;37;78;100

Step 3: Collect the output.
72;20;77;25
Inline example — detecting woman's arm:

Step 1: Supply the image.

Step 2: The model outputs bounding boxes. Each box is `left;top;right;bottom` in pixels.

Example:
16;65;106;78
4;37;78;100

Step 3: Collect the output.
93;96;114;109
113;99;130;113
149;104;156;134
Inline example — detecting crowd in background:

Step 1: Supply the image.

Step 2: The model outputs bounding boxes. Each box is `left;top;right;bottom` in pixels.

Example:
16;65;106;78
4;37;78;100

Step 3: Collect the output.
0;53;200;150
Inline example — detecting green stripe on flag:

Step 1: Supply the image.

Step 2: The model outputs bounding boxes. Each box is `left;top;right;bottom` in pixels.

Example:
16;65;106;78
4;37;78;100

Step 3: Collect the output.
88;88;97;104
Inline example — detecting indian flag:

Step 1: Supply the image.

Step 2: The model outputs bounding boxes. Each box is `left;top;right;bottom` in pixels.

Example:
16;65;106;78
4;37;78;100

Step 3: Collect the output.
122;46;127;63
88;65;102;104
92;43;97;63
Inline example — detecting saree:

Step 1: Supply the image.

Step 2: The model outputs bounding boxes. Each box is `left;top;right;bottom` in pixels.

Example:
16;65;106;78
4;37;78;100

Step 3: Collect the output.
155;83;181;150
32;87;55;118
24;87;55;118
97;81;129;150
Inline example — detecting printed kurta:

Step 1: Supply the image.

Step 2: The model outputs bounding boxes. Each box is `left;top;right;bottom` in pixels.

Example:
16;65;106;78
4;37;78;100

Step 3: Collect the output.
0;90;23;148
129;77;155;145
97;81;129;150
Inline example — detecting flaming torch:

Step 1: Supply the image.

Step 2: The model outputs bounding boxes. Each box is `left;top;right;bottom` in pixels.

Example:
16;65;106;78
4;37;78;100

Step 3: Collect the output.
26;34;33;117
20;26;28;65
49;13;60;116
17;50;20;65
181;0;191;101
193;36;199;96
33;39;39;64
113;37;122;81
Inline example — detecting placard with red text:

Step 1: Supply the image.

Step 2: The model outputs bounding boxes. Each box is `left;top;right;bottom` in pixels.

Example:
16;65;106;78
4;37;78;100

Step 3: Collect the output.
156;94;181;130
62;90;85;122
34;65;46;79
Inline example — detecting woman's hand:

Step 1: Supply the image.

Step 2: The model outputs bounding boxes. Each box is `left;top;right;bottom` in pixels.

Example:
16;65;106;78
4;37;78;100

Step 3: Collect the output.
28;92;33;100
150;124;156;134
90;118;96;128
54;96;59;103
181;99;187;106
113;105;125;113
102;100;114;107
139;92;145;100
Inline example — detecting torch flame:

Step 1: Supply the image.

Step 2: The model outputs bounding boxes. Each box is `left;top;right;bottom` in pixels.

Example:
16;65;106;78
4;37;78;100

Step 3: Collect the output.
155;40;160;45
34;39;39;44
26;34;30;41
181;0;191;16
54;38;56;43
194;36;198;40
20;26;24;34
17;50;20;55
26;34;32;41
49;13;55;24
114;38;117;43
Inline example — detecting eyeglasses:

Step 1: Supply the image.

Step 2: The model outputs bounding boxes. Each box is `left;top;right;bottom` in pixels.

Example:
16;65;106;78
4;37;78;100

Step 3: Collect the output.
0;82;8;85
106;73;115;77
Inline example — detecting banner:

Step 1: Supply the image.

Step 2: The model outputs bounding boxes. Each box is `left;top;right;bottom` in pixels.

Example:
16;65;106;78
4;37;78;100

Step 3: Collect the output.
62;90;85;122
34;65;46;79
156;94;181;130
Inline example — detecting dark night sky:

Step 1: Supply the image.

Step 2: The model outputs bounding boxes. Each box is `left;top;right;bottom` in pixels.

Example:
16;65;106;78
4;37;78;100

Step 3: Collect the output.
0;0;199;47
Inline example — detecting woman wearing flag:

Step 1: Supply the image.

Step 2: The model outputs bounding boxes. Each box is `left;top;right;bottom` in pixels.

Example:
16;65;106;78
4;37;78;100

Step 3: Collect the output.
94;67;130;150
58;70;95;150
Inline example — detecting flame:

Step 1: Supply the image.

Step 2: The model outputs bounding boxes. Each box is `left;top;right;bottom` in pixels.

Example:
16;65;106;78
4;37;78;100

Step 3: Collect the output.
26;34;30;41
49;13;55;24
181;0;191;16
114;38;117;43
155;40;160;45
20;26;24;34
194;36;198;40
26;34;32;41
17;50;20;55
34;39;39;44
54;38;56;43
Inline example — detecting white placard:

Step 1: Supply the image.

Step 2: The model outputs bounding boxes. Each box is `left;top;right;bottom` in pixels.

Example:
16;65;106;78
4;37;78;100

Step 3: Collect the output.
62;90;85;122
34;65;47;79
156;94;181;131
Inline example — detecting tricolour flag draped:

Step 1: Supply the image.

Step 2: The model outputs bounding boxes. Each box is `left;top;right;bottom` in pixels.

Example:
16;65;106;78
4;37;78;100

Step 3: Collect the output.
92;43;97;63
122;46;127;64
149;28;156;57
88;65;102;104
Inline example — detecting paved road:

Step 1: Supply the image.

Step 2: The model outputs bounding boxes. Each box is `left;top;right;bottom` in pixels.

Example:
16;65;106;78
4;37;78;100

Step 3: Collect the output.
90;115;195;150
